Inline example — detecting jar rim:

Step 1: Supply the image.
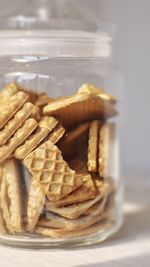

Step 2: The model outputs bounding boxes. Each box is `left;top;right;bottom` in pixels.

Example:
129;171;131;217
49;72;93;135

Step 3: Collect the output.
0;30;112;58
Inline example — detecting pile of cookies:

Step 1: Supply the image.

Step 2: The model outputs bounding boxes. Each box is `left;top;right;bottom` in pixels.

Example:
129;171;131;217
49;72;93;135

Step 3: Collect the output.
0;83;117;239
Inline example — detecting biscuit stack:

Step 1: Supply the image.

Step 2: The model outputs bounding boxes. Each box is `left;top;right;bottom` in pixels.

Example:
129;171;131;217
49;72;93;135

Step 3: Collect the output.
0;83;117;239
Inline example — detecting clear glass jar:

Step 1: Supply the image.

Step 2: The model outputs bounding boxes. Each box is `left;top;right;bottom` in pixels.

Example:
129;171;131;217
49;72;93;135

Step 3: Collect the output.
0;0;123;248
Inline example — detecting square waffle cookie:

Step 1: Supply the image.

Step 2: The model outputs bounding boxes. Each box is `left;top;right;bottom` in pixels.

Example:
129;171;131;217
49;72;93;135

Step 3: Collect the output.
24;140;83;202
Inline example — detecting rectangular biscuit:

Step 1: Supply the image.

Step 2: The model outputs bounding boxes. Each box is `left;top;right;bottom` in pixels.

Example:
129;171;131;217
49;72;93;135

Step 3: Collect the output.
43;84;117;129
24;140;83;202
0;167;14;233
0;83;19;100
3;159;23;233
0;91;29;129
14;117;58;159
35;216;111;239
39;193;108;231
45;187;108;220
48;124;65;145
47;174;97;207
26;179;47;233
87;121;100;173
0;118;38;163
0;102;35;146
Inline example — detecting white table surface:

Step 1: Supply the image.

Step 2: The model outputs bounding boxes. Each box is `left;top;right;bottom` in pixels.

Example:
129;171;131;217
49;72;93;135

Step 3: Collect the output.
0;175;149;267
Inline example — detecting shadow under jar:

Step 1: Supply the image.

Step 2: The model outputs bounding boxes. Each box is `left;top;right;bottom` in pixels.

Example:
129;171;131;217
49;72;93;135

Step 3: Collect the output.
0;9;123;248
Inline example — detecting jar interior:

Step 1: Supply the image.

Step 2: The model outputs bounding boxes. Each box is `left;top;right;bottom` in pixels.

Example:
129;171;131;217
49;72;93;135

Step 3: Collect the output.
0;55;123;247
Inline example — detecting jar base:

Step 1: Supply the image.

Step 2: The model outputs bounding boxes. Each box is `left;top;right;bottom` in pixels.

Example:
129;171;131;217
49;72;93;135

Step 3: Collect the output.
0;217;123;249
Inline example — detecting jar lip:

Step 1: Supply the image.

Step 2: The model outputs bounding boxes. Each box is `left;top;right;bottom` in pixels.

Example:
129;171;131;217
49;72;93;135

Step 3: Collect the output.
0;29;111;39
0;30;112;58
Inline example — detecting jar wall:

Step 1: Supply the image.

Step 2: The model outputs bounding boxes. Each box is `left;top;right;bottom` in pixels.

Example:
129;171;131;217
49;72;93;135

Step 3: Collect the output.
0;55;123;248
0;56;120;96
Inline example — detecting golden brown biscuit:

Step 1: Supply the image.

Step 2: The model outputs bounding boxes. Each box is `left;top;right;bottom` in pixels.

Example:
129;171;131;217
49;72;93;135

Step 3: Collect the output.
0;166;7;235
48;124;65;145
0;118;38;163
3;159;22;233
39;193;108;231
0;208;6;234
43;84;117;129
87;121;100;173
0;168;14;233
46;174;97;207
0;102;35;146
0;83;20;100
31;105;41;121
23;140;83;202
35;216;111;238
26;179;47;233
78;84;116;103
35;93;53;107
14;117;58;159
45;184;108;220
0;91;29;129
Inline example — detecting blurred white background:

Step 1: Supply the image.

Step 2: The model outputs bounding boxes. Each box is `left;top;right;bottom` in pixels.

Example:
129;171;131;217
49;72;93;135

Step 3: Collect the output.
82;0;150;175
0;0;149;175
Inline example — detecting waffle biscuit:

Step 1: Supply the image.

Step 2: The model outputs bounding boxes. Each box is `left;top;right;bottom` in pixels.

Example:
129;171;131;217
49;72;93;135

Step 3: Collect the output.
3;159;22;233
0;168;14;233
39;192;108;231
98;123;116;178
45;184;108;219
0;118;38;163
26;179;47;233
43;84;117;129
24;140;83;202
14;117;58;159
0;91;29;129
0;83;19;100
46;174;97;207
48;124;65;145
58;122;89;156
35;215;111;238
87;121;100;173
0;102;35;146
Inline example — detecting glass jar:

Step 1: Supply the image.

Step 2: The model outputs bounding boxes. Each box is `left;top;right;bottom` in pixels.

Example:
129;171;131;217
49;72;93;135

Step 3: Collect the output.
0;0;123;248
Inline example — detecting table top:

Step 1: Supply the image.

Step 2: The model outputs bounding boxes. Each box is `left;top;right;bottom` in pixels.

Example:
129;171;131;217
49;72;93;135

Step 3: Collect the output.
0;175;149;267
